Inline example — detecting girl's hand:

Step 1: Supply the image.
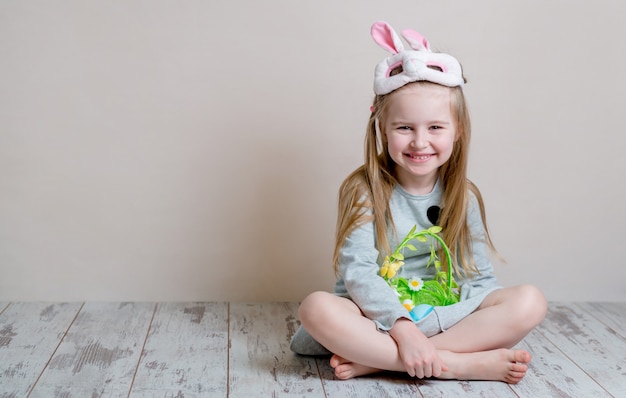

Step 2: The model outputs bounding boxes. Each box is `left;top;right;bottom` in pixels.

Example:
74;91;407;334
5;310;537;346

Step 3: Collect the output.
389;318;447;378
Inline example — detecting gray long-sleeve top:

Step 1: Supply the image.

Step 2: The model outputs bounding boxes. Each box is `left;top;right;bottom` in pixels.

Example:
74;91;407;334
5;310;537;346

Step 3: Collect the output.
333;181;498;332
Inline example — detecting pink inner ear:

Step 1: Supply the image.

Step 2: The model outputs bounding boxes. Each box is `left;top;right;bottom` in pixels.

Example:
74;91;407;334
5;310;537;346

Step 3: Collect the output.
371;22;400;54
401;29;430;51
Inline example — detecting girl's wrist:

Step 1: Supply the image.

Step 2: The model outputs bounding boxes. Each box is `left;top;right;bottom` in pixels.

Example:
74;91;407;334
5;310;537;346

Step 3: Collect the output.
389;318;426;341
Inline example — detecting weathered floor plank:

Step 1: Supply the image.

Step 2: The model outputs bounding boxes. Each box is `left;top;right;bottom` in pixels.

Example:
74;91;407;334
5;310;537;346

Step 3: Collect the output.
0;302;83;398
129;302;229;397
577;302;626;339
511;327;611;397
417;378;517;397
28;302;155;398
537;302;626;397
228;302;324;397
1;301;624;397
317;357;422;398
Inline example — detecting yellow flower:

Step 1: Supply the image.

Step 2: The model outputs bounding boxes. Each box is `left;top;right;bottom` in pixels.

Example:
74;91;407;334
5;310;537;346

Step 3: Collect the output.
389;262;404;278
380;258;390;278
380;257;404;279
408;276;424;291
402;299;415;311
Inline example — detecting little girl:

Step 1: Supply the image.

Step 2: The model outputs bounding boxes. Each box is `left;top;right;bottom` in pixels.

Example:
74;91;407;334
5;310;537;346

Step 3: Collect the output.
290;21;547;384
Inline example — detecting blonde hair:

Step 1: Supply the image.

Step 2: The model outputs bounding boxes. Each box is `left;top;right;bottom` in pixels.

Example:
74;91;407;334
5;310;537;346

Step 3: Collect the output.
333;81;498;277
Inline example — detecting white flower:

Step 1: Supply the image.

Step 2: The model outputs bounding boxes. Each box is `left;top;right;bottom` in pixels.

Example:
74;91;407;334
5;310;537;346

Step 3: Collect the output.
408;277;424;292
402;299;415;311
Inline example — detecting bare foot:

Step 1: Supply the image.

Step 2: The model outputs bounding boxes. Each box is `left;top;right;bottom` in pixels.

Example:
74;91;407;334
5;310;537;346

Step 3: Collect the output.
438;349;531;384
329;354;381;380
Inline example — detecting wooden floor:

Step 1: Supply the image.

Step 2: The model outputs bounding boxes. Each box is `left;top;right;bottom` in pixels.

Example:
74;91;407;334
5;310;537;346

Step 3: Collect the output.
0;302;624;398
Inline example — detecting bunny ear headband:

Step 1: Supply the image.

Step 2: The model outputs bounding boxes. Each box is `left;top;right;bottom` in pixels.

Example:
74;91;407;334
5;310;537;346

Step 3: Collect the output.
372;21;464;95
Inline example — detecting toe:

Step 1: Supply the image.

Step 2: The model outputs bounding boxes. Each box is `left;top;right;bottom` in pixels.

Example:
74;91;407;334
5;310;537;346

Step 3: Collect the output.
335;365;352;380
513;350;531;363
511;363;528;373
329;355;343;368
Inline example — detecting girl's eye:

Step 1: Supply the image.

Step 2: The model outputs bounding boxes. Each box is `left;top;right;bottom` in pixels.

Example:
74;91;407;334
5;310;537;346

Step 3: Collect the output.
398;126;412;131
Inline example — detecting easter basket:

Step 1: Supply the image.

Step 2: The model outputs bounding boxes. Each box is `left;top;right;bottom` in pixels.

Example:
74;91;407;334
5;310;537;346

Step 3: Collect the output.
379;226;460;321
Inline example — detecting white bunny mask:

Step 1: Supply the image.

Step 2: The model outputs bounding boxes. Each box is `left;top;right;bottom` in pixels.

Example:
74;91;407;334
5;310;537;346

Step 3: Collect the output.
372;21;464;95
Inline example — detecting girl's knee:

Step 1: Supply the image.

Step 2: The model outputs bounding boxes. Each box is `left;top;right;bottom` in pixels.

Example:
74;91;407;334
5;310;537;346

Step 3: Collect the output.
513;284;547;326
298;291;334;328
299;292;360;335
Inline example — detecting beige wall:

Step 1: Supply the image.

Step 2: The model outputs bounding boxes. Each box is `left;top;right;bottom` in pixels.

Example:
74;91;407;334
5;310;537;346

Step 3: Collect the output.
1;1;625;302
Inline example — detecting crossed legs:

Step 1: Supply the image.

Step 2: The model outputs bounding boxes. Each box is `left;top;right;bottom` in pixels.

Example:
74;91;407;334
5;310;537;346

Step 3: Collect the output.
298;284;547;383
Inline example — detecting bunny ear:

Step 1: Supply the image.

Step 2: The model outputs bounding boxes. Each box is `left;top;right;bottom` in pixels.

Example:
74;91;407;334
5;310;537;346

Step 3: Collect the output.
371;21;404;54
401;29;430;51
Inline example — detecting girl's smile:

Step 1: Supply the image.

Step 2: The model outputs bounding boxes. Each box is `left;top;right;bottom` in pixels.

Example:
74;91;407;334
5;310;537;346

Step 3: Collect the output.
404;152;435;162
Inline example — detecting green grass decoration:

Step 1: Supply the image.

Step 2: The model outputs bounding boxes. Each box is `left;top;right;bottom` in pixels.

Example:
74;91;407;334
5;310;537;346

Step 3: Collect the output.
379;226;460;310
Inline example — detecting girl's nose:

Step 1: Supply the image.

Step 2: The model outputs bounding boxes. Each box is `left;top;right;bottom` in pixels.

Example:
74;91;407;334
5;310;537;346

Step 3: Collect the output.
412;132;428;149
